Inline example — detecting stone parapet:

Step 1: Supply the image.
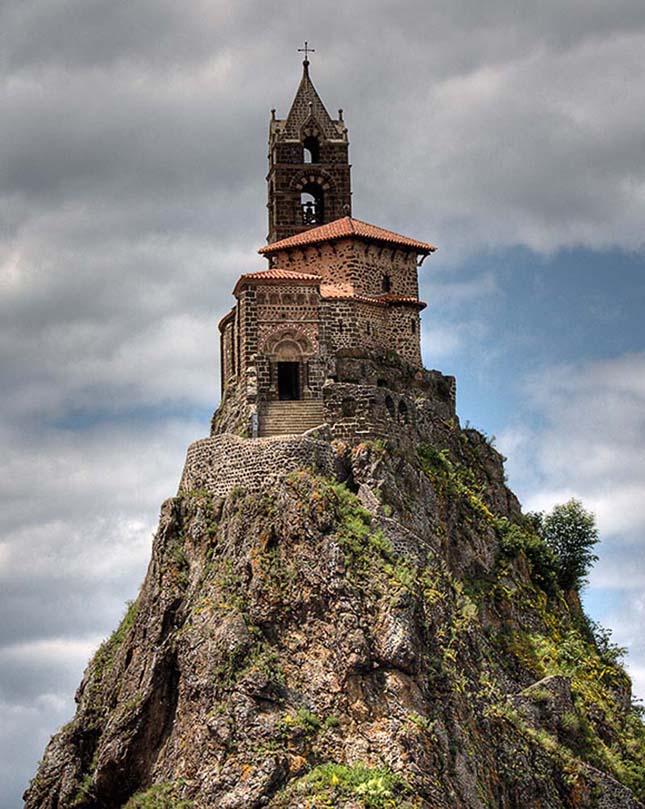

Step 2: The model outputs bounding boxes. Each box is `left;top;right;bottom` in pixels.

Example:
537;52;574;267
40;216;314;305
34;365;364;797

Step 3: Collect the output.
178;432;338;497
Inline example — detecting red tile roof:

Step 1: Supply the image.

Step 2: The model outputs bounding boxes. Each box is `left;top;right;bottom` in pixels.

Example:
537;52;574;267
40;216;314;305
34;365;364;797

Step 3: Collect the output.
322;288;427;310
258;217;437;255
233;268;320;296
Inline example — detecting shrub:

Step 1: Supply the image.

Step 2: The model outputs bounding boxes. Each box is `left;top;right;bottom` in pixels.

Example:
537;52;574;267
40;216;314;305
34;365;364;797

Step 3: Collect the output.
497;521;558;593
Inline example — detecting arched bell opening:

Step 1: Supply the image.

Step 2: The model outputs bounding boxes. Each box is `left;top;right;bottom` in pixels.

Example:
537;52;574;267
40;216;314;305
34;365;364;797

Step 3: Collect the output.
300;183;324;225
303;135;320;164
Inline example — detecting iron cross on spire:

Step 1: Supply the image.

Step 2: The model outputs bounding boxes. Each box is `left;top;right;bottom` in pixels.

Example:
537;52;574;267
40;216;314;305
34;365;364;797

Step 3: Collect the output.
298;41;315;65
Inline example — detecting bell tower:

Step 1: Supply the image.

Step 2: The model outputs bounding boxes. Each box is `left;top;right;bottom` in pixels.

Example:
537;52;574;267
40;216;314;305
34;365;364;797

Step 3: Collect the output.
266;51;352;244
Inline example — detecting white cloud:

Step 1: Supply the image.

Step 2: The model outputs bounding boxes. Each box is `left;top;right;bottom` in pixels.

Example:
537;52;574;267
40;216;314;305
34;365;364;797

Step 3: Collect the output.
504;353;645;542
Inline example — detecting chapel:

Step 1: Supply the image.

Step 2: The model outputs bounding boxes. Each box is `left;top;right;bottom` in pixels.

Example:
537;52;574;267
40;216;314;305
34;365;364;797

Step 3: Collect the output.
214;55;453;440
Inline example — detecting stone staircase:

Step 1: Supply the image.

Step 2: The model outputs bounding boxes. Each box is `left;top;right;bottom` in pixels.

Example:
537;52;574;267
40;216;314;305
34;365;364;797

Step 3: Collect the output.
258;400;326;437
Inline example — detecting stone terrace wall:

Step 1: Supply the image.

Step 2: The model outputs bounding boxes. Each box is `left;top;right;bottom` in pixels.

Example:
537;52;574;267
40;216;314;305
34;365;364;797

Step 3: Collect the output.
323;378;456;448
179;433;338;497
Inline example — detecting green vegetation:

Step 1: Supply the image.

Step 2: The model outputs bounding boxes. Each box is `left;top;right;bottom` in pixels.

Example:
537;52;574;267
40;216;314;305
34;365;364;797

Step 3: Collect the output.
486;590;645;798
329;479;416;594
170;542;189;588
528;628;645;794
281;708;323;736
93;599;139;682
418;443;560;593
70;773;94;807
124;781;193;809
496;519;558;593
530;499;599;590
273;762;413;808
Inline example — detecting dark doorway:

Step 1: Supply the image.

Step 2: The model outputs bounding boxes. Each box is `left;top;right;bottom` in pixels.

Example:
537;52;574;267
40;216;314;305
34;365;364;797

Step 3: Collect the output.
278;362;300;400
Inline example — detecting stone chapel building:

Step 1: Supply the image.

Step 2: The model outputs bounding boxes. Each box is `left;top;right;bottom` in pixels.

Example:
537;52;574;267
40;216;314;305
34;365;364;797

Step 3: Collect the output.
212;57;455;441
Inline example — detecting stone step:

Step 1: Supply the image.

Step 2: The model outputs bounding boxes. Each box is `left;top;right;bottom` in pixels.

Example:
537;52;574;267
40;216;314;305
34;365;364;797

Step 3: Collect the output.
261;427;323;433
261;419;324;426
258;401;326;437
260;418;325;427
260;404;324;412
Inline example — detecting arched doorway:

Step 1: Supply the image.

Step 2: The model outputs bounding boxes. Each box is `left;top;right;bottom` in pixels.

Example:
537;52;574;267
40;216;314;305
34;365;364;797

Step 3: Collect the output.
277;361;300;400
262;329;314;401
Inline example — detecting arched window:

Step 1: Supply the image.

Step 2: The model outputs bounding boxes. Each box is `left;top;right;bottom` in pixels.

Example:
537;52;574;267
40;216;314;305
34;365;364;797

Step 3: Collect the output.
410;318;417;334
382;274;392;293
303;136;320;164
300;183;324;224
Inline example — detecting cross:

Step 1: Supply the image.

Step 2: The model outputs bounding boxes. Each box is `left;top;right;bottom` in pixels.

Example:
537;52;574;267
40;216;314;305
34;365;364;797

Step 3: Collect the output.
298;41;315;63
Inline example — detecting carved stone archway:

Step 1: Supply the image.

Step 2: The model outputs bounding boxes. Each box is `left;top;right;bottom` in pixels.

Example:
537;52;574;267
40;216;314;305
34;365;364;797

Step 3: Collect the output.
261;329;315;400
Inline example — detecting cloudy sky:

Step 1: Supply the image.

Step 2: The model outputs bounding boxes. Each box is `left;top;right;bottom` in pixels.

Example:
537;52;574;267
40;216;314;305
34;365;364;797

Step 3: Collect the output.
1;1;644;804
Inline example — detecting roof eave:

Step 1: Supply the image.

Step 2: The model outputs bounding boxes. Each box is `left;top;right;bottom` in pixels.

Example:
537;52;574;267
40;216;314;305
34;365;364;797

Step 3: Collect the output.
259;235;437;257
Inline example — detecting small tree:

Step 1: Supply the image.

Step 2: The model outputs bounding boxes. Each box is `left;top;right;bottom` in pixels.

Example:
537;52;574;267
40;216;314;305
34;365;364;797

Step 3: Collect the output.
539;498;599;590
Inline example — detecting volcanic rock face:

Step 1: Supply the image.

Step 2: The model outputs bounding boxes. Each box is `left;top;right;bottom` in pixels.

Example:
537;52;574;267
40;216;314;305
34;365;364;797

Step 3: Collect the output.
25;403;645;808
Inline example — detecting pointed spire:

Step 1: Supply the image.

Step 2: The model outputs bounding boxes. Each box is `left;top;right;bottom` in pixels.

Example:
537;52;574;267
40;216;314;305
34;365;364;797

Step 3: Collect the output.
283;54;337;139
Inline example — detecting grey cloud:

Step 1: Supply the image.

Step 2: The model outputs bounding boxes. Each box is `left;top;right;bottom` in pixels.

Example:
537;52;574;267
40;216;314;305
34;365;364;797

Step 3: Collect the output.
0;637;101;702
1;694;74;807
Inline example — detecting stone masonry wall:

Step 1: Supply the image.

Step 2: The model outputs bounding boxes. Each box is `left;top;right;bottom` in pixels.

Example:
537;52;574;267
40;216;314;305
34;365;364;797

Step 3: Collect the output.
220;322;234;389
271;239;419;300
255;283;321;354
332;353;456;405
320;300;421;367
179;433;338;497
322;375;456;448
387;305;422;366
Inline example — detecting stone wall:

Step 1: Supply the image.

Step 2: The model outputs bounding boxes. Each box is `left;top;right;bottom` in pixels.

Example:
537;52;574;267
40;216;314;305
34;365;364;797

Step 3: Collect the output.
386;304;422;366
179;432;338;497
255;283;321;354
271;239;420;300
332;350;455;403
323;376;456;448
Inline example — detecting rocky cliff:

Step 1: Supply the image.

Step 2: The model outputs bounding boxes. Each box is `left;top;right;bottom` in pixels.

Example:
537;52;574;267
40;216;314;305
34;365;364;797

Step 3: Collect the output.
25;394;645;808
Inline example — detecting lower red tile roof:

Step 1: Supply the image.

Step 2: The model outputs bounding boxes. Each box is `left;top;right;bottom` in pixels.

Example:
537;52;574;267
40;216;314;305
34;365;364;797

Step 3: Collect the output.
322;289;427;309
233;268;320;296
258;216;437;255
